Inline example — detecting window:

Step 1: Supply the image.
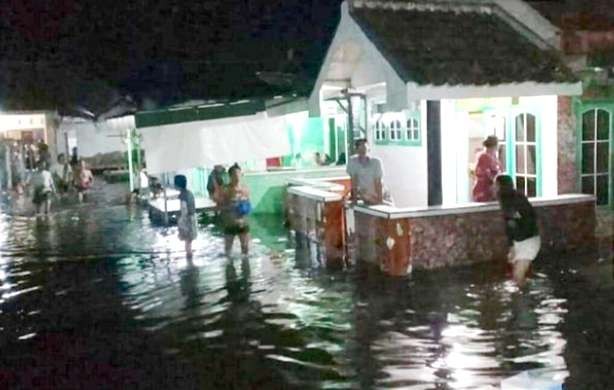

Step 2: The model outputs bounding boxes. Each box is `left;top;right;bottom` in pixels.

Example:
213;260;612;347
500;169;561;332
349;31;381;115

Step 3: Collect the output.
581;109;611;206
514;113;538;197
406;118;420;142
374;121;383;141
389;120;401;141
373;120;387;142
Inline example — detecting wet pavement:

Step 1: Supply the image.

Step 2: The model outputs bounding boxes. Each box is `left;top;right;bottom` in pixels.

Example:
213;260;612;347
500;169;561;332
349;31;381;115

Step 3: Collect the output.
1;182;613;389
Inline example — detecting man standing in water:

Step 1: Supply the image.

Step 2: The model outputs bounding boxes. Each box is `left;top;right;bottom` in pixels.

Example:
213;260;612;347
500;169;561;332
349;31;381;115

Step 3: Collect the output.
346;139;384;205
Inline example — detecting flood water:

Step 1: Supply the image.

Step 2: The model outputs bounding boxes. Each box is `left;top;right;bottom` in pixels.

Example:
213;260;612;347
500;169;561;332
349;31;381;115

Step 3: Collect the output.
1;184;612;389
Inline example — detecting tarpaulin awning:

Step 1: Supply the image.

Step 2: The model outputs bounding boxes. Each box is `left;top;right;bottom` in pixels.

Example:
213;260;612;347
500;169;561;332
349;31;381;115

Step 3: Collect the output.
140;112;291;174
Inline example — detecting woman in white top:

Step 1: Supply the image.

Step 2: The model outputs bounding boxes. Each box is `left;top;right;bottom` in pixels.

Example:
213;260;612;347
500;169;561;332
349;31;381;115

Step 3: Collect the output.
31;161;56;215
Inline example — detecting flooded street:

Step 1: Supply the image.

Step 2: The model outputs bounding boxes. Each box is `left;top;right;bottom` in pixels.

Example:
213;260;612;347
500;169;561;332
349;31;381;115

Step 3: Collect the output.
0;184;612;389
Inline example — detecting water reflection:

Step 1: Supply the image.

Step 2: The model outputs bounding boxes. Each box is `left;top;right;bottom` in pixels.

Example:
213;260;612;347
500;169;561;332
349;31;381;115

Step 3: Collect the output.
1;189;609;389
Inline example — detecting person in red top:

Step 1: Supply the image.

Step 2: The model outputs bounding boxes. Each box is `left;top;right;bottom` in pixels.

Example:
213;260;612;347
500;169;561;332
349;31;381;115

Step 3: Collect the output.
472;136;502;202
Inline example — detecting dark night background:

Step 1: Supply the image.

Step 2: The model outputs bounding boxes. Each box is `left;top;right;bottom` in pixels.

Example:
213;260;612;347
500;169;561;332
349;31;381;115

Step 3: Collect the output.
0;0;612;115
0;0;343;114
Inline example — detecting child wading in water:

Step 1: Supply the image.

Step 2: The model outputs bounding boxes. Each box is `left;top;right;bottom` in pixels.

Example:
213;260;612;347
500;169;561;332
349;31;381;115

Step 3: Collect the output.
215;163;251;256
31;161;56;216
74;160;94;203
174;175;198;257
495;175;541;286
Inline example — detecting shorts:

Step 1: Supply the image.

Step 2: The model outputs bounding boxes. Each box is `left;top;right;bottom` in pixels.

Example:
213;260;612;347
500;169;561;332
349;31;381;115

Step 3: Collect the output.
512;235;541;262
224;223;250;236
33;188;50;204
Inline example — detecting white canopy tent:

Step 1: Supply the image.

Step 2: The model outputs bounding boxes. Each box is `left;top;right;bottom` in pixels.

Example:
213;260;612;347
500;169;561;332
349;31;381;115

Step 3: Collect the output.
140;112;292;174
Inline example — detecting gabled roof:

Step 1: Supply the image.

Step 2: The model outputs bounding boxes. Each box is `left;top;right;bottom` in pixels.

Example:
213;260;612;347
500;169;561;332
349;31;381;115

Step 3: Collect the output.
350;1;577;86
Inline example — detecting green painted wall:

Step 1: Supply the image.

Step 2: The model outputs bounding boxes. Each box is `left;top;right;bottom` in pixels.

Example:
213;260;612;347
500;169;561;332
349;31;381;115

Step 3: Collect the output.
243;167;347;215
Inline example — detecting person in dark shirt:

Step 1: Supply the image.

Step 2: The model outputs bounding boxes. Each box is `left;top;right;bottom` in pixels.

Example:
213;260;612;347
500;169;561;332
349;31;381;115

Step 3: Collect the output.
495;175;541;286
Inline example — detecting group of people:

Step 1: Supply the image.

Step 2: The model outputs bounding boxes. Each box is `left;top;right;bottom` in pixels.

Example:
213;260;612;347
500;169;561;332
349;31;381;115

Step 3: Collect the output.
346;136;540;286
174;163;251;258
27;148;94;216
172;135;539;286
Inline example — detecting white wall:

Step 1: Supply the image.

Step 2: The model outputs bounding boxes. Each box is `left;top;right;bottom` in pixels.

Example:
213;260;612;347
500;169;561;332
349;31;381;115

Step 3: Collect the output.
58;116;133;158
308;2;407;116
371;101;428;208
441;100;472;205
441;95;559;204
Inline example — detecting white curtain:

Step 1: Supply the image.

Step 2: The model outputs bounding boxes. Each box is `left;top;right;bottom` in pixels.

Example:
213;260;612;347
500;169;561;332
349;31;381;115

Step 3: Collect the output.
141;113;291;174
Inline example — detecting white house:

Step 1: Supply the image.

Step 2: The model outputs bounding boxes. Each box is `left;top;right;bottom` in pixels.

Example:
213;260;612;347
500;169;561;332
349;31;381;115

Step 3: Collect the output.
309;0;582;207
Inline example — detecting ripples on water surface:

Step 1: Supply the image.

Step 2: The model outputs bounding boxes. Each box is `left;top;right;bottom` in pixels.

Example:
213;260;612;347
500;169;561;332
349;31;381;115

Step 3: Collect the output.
0;190;612;389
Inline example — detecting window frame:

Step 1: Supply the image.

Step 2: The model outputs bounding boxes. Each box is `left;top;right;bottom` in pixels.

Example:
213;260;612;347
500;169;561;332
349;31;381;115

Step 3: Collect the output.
511;111;541;198
577;103;613;209
371;112;421;146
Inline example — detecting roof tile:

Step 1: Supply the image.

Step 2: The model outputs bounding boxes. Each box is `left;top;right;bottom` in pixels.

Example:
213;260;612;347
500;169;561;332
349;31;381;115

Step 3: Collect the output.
351;4;577;86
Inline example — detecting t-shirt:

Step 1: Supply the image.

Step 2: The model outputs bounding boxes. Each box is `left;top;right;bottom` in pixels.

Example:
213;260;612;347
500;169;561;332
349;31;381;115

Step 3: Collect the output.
500;191;539;244
346;155;384;202
31;170;55;192
179;189;196;216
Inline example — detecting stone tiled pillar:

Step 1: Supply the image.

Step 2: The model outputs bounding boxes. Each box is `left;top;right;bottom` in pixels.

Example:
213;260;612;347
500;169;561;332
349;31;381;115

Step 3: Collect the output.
557;96;579;194
354;211;412;276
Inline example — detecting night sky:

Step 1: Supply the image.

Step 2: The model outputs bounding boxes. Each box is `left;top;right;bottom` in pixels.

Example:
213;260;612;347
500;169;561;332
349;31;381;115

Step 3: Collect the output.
1;0;612;115
0;0;342;114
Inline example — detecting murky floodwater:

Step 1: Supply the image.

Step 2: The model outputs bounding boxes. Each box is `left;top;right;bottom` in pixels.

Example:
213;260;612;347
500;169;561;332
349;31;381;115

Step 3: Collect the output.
1;184;612;389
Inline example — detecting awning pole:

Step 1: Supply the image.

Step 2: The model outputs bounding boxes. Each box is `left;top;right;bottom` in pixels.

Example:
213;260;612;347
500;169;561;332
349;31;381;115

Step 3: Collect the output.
126;128;134;192
163;181;169;226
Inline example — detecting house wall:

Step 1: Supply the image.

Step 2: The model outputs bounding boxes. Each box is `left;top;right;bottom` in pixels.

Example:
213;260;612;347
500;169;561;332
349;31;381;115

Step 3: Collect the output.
371;101;429;208
557;96;579;194
441;95;559;203
58;116;133;159
244;167;347;215
308;2;407;116
441;99;470;204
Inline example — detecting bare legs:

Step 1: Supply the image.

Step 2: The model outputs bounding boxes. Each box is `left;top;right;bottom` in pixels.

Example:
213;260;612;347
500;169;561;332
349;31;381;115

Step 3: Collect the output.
185;240;193;258
239;233;249;255
35;197;52;216
225;233;250;257
512;259;531;287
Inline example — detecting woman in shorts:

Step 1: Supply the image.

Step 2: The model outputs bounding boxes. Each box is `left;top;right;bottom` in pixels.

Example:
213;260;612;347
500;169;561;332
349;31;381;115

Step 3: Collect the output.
495;175;541;287
216;163;251;256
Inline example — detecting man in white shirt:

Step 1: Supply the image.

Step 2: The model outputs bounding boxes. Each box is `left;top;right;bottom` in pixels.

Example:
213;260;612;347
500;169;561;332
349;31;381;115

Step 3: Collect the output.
346;139;384;205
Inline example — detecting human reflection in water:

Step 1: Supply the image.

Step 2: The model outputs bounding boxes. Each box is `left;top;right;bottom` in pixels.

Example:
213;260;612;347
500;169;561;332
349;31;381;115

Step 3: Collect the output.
224;257;252;307
179;257;201;310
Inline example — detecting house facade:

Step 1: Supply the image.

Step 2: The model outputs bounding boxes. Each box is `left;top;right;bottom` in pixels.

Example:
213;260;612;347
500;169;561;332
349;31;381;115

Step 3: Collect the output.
309;0;583;209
